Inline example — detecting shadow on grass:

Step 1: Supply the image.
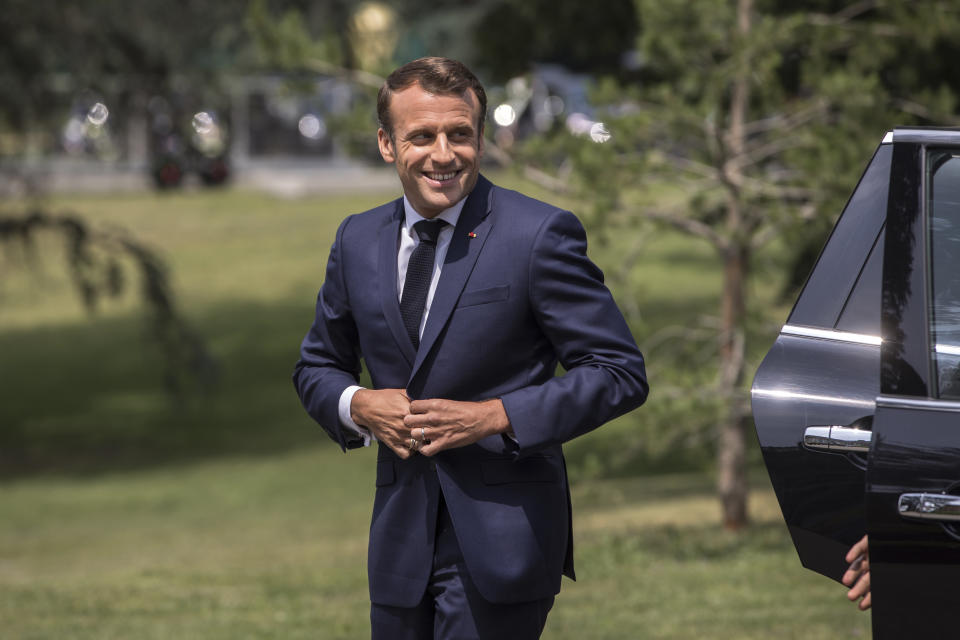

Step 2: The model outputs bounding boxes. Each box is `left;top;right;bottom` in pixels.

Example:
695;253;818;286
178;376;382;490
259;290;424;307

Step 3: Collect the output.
0;282;761;482
0;299;344;479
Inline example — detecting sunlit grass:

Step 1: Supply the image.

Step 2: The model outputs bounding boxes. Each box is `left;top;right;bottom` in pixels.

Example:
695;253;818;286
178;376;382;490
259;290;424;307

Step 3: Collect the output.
0;448;870;639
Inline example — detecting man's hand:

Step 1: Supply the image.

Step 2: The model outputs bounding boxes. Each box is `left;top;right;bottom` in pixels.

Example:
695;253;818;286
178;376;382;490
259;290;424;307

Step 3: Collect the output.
842;534;872;611
404;398;511;457
351;388;413;459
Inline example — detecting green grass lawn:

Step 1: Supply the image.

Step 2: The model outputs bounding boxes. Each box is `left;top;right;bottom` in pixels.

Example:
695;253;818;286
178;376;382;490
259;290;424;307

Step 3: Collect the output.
0;180;868;637
0;446;870;638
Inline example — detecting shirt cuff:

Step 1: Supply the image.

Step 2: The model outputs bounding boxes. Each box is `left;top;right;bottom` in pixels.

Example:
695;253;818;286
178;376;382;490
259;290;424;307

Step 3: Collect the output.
338;385;374;447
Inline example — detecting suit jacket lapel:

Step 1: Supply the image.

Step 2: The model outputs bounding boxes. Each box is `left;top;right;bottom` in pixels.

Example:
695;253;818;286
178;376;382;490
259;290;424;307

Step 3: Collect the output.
378;199;417;367
410;176;495;382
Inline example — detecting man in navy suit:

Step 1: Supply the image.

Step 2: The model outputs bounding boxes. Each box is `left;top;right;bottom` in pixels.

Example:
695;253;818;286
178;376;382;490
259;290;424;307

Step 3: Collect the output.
294;57;648;639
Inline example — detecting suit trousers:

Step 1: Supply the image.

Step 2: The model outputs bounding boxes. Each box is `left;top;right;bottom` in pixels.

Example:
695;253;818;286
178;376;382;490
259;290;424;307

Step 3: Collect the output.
370;494;555;640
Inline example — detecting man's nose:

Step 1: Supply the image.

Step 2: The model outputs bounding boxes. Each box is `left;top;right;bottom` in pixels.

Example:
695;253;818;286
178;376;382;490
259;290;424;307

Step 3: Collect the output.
431;135;455;164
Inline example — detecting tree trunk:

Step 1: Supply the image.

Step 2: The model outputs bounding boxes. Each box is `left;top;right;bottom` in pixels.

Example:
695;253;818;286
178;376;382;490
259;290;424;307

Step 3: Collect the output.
716;0;753;530
718;243;749;530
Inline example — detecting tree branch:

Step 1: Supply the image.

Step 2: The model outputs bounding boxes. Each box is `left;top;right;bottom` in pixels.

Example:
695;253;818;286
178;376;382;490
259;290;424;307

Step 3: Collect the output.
894;98;960;126
807;0;881;26
639;208;727;249
743;98;829;137
737;134;809;169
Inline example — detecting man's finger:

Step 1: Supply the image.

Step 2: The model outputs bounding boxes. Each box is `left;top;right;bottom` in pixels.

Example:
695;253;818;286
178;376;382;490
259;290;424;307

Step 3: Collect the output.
846;571;870;601
404;412;442;428
419;440;447;457
845;535;869;563
408;398;449;414
383;436;411;459
418;430;450;457
842;555;865;586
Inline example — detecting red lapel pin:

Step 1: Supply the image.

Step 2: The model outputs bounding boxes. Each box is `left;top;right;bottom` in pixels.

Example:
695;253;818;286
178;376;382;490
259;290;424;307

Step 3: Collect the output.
467;232;477;238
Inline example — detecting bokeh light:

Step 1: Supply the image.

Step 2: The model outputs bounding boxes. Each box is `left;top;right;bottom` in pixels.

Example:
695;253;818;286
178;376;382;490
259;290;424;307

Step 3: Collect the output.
62;117;87;155
566;112;593;136
86;102;109;126
589;122;612;144
192;111;215;135
191;111;225;157
493;104;517;127
544;95;565;117
298;114;326;140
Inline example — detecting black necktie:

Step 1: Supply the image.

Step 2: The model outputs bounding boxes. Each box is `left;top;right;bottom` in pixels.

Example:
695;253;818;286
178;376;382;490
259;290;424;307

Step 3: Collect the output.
400;219;447;348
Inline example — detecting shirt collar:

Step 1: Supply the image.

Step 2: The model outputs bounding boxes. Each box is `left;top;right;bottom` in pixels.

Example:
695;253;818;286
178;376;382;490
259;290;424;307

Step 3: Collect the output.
402;195;466;231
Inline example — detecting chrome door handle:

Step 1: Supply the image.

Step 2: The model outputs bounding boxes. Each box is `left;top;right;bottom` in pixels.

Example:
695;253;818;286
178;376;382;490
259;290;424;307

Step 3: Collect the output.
898;493;960;522
803;426;873;453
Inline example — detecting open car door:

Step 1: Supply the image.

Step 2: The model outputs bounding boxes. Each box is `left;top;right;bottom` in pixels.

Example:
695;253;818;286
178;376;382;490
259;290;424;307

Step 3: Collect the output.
751;135;890;580
754;129;960;639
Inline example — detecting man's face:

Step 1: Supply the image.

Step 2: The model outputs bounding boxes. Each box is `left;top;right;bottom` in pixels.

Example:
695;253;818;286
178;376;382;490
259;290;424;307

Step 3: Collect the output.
378;84;484;219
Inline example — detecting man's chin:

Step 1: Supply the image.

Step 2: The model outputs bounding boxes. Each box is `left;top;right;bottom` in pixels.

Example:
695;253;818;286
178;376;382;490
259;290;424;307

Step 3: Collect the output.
423;189;465;210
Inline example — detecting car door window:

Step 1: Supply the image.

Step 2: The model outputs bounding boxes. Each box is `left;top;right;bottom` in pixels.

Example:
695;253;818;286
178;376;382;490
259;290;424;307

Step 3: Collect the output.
928;149;960;398
788;144;891;331
835;225;885;335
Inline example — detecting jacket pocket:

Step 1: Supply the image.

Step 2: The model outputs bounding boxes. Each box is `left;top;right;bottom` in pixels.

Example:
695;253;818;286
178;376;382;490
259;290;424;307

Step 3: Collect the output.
480;456;559;485
375;461;396;487
458;284;510;308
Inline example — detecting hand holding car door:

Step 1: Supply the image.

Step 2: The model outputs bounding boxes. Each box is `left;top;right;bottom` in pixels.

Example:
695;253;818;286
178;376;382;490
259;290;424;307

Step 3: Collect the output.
842;535;872;610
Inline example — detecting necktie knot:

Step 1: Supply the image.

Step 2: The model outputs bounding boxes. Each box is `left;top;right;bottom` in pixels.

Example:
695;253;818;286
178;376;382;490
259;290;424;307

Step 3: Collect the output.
413;219;446;245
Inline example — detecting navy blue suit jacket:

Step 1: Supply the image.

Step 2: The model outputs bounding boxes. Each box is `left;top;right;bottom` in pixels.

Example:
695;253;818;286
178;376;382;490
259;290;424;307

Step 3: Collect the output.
294;175;648;606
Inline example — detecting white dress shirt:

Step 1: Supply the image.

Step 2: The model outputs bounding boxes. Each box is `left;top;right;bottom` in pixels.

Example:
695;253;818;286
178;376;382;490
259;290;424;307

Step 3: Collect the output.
337;196;466;445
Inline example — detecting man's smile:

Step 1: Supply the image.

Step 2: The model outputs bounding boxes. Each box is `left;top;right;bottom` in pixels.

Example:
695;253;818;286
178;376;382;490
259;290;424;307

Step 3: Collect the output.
424;170;462;184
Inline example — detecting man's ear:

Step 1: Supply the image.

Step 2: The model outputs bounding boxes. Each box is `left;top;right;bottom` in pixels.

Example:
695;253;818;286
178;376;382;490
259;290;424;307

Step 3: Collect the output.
377;128;395;164
477;126;485;157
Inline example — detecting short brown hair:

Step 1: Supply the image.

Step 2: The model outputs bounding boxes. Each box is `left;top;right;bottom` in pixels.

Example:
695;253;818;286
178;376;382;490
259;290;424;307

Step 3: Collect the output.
377;57;487;139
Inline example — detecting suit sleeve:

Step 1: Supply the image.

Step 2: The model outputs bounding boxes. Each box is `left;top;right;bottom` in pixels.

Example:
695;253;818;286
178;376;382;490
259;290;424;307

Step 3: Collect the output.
293;216;365;451
499;209;649;454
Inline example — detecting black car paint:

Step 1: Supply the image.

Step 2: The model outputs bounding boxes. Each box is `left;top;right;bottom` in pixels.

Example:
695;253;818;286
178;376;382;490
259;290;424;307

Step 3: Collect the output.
752;142;890;580
753;128;960;638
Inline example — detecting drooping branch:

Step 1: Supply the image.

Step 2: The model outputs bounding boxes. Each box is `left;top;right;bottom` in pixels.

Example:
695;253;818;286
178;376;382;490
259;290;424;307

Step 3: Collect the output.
0;209;218;394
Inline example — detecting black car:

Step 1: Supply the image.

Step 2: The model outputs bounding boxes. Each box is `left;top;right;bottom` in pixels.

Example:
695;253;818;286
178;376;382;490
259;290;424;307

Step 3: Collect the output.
752;127;960;639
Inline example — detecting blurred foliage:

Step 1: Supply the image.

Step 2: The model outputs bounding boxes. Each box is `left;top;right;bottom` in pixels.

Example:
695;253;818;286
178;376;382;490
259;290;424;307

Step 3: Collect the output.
503;0;960;513
0;209;217;395
472;0;639;81
516;0;960;280
244;0;377;73
0;0;252;133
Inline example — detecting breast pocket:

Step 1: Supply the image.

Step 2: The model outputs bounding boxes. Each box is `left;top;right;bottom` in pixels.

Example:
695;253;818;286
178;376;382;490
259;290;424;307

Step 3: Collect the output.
458;285;510;308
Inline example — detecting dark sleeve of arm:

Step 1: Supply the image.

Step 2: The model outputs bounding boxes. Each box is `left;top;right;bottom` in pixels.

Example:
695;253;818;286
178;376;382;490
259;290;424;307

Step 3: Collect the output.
499;209;649;454
292;217;364;451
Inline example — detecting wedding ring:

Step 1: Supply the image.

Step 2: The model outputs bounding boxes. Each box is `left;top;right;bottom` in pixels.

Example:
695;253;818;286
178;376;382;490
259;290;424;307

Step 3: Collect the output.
409;437;419;450
420;427;427;442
